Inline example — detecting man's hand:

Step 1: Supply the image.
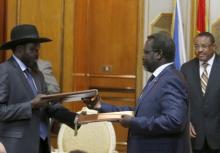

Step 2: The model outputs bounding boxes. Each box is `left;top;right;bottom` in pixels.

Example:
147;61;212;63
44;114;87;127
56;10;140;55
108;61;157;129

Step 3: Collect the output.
82;95;101;110
31;94;51;109
120;115;134;128
189;122;197;138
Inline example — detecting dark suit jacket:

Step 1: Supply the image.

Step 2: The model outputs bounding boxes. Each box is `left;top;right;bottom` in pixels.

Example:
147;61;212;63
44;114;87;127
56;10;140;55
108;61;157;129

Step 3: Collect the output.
0;57;77;153
100;64;191;153
181;54;220;150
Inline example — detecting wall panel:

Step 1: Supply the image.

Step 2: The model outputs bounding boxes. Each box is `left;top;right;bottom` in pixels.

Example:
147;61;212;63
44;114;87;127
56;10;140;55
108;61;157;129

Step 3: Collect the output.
0;0;6;62
18;0;64;83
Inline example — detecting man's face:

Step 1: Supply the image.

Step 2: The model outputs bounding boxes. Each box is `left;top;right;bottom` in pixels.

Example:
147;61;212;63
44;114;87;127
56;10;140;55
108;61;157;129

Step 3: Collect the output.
194;36;215;62
142;39;159;73
20;42;40;69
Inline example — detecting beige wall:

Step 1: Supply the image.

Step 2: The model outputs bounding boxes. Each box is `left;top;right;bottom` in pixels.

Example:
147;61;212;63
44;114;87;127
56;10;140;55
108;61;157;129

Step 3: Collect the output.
143;0;191;84
210;0;219;26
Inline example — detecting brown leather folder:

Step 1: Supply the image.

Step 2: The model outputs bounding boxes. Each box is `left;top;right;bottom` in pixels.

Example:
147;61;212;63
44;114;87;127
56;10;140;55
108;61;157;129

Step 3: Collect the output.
41;89;98;102
78;111;134;124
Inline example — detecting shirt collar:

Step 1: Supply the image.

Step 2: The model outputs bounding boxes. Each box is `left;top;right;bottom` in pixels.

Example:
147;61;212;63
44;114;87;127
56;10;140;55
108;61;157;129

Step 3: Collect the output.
12;55;27;72
152;62;173;77
199;53;215;67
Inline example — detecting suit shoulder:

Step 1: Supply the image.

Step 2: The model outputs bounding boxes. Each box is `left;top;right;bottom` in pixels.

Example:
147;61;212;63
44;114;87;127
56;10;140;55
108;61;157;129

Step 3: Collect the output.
0;60;12;71
161;67;185;83
182;58;197;67
181;58;198;72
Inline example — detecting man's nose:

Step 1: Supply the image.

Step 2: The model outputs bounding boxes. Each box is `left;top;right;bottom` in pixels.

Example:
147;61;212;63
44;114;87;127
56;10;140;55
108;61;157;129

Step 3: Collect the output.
197;46;204;53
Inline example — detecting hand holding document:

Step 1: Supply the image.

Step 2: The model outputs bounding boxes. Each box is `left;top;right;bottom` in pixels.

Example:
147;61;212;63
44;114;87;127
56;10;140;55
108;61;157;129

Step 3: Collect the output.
78;111;134;124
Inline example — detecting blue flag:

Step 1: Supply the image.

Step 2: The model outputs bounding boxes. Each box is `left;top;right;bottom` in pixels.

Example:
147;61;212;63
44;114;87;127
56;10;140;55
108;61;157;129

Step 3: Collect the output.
173;0;187;69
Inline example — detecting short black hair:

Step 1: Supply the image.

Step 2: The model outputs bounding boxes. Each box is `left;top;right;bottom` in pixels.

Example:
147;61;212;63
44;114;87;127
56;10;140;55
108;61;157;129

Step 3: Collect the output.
196;32;215;44
147;31;175;62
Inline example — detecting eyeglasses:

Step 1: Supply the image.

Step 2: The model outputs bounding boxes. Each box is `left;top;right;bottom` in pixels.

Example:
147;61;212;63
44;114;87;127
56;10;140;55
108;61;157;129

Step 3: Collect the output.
194;44;212;50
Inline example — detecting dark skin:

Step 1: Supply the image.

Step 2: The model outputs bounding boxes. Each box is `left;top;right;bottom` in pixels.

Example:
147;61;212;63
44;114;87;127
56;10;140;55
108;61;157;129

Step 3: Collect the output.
13;42;52;109
194;36;216;62
83;38;168;128
142;39;166;73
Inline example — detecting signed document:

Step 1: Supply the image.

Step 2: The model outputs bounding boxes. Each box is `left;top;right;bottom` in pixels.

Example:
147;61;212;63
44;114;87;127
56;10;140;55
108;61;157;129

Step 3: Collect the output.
42;89;98;102
78;111;134;124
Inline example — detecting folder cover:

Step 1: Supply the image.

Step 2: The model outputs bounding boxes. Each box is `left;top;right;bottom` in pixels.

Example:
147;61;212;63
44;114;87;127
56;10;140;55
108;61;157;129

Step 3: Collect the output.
42;89;98;102
78;111;134;124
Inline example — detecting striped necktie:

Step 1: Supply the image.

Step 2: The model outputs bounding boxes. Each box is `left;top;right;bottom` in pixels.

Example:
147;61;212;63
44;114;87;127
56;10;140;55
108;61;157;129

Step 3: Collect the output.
201;63;209;96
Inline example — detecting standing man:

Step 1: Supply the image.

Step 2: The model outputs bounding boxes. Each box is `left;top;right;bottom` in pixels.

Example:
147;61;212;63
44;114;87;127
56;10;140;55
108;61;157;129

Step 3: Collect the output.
0;24;78;153
84;32;191;153
181;32;220;153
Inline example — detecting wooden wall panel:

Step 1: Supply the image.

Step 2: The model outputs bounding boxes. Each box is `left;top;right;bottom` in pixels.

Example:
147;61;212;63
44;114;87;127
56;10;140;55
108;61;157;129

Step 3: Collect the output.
0;0;5;43
18;0;63;84
5;0;67;86
62;0;75;92
72;1;143;152
5;0;17;59
72;0;90;91
88;0;138;75
0;0;6;62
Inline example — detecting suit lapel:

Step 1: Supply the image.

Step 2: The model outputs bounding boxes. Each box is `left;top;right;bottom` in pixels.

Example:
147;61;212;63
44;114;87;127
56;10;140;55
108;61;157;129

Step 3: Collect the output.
135;79;157;113
205;55;220;97
192;60;204;97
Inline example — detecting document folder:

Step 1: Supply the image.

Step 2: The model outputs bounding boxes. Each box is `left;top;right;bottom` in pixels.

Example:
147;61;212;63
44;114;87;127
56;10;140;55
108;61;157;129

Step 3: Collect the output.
42;89;98;103
78;111;134;124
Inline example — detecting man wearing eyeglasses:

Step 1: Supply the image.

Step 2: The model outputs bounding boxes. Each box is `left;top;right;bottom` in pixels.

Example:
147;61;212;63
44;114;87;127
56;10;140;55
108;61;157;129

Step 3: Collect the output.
181;32;220;153
83;32;191;153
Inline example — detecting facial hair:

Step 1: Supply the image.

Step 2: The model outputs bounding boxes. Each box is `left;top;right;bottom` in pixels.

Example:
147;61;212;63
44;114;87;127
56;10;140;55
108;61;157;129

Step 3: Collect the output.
21;57;39;73
143;60;157;73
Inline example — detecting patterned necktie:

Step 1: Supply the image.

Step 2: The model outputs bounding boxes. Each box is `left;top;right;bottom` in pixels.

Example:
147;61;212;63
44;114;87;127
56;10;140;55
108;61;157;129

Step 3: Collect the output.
24;69;48;140
201;63;209;96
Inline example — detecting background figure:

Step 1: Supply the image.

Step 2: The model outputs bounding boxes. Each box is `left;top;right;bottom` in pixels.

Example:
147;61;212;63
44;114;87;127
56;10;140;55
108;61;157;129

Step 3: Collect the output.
83;32;191;153
181;32;220;153
0;142;6;153
0;24;78;153
37;59;60;94
37;59;61;136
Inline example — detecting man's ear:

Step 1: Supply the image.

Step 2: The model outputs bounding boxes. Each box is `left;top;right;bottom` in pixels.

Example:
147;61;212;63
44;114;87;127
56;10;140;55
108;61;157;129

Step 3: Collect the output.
155;49;163;60
212;43;217;51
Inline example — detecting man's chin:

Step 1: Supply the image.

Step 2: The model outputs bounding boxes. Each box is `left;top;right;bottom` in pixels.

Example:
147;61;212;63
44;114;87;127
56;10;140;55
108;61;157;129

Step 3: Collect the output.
144;67;153;73
198;57;207;62
29;62;38;71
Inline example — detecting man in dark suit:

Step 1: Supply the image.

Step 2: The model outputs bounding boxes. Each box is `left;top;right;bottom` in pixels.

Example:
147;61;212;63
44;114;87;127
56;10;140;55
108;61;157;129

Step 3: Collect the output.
84;32;191;153
0;24;78;153
181;32;220;153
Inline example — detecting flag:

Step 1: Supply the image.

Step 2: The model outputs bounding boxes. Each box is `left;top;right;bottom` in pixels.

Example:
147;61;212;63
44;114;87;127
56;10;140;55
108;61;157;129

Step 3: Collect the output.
173;0;187;69
197;0;206;32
